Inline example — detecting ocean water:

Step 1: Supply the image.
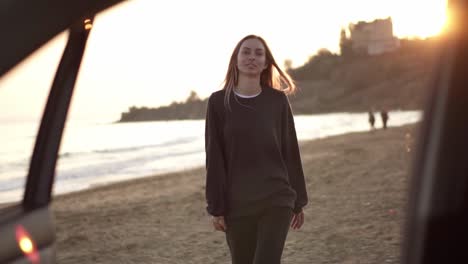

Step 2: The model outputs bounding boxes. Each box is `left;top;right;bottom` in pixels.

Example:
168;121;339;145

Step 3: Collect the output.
0;111;421;203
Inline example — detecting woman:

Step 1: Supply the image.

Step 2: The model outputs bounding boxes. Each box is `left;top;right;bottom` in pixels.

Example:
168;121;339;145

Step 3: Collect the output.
205;35;308;264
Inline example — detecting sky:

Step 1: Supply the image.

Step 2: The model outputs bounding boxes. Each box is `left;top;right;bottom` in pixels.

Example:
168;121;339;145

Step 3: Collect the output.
0;0;448;123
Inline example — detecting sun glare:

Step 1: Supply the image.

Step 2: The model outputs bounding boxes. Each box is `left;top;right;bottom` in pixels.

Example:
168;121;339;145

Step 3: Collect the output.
19;237;34;254
391;0;448;38
84;19;93;30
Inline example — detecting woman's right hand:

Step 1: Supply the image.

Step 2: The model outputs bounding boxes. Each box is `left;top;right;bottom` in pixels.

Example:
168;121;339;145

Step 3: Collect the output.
212;216;226;232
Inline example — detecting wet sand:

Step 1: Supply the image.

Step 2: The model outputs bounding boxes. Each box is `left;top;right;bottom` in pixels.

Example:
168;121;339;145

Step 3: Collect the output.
53;124;418;264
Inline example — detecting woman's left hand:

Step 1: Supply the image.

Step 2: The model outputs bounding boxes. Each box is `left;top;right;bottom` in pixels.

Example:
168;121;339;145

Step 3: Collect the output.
291;210;304;230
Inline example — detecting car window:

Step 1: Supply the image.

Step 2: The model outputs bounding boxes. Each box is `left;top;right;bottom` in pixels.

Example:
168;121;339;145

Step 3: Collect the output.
0;33;67;206
1;0;447;263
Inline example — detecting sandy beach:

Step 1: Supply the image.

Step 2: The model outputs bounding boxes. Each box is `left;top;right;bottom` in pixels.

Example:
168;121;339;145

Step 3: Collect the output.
52;124;418;264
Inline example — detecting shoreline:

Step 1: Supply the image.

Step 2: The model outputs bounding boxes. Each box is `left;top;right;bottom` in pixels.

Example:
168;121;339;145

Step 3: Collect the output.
1;123;418;208
1;112;421;207
52;122;416;203
0;121;420;208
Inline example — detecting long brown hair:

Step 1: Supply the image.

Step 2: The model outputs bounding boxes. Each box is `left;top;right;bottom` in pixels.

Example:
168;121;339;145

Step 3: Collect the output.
222;35;296;110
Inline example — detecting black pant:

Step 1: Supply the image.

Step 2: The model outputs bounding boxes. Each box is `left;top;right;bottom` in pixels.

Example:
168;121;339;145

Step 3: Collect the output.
225;206;293;264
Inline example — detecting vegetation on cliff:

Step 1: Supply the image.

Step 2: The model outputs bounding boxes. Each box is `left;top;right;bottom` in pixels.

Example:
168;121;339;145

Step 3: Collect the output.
119;38;439;122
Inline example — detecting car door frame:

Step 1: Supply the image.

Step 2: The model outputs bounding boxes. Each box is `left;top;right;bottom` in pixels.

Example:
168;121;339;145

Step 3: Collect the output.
402;0;468;263
0;1;124;263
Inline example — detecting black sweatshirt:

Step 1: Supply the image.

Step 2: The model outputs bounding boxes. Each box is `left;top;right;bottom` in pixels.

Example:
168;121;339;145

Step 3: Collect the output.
205;87;308;217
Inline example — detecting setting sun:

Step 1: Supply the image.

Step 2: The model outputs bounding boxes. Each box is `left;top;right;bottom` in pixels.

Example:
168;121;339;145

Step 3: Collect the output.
389;0;448;37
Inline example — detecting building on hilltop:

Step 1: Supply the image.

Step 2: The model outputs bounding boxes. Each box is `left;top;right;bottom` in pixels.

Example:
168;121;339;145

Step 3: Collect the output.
348;17;400;55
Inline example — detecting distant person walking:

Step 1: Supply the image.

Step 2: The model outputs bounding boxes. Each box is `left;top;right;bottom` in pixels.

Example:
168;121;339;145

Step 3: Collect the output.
205;35;308;264
368;111;375;130
380;110;389;129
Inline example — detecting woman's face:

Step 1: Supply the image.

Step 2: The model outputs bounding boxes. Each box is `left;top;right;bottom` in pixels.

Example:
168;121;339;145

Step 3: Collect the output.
236;38;268;77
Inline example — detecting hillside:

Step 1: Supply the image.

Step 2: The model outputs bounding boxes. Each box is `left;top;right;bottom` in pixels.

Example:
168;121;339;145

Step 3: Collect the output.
118;38;440;122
